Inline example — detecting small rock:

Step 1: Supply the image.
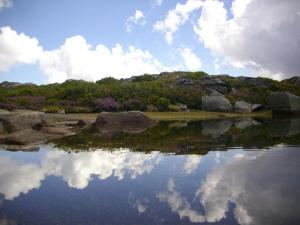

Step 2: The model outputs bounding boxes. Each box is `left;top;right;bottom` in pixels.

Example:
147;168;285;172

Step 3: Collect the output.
251;104;263;112
77;119;87;127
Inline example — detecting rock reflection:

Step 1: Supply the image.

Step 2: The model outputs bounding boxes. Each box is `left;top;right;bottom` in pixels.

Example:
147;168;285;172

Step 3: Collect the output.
0;148;161;200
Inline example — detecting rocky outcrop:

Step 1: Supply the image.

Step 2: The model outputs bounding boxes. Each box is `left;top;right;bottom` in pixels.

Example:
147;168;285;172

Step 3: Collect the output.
236;76;270;88
202;93;232;112
268;92;300;113
95;111;156;136
0;111;77;148
283;76;300;85
0;111;44;132
198;76;231;94
234;101;252;113
0;81;36;88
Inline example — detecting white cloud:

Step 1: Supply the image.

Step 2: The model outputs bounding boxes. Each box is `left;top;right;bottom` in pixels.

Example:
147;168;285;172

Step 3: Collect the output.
0;26;42;71
0;0;12;10
39;35;171;83
125;10;146;32
154;0;163;7
0;26;174;83
153;0;203;44
194;0;300;79
179;47;202;71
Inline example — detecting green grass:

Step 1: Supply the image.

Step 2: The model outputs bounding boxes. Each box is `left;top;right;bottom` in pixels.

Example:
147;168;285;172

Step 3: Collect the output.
145;110;272;121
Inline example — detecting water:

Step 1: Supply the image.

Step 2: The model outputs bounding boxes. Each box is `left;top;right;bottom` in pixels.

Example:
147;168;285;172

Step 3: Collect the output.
0;117;300;225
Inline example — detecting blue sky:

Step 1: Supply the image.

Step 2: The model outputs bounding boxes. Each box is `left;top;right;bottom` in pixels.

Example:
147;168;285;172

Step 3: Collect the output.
0;0;299;83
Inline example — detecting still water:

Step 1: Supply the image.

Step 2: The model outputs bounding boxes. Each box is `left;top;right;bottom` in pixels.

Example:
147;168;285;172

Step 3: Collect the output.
0;117;300;225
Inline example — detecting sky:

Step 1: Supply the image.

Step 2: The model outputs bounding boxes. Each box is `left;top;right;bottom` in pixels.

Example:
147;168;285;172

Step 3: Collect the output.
0;0;299;84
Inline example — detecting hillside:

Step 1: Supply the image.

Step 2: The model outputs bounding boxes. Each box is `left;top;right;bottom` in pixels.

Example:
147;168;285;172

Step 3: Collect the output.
0;71;299;113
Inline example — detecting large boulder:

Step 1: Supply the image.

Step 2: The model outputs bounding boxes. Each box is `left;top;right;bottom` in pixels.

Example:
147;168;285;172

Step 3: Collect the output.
268;92;300;113
202;93;232;112
95;111;156;136
0;111;43;132
234;101;252;113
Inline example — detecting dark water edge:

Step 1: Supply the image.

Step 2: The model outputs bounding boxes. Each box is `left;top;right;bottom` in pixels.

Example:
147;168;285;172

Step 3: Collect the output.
0;117;300;225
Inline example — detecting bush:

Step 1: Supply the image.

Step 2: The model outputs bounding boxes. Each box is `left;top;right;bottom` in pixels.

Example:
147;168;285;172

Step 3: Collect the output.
168;104;181;112
155;97;170;111
94;97;121;112
42;106;64;113
65;106;93;114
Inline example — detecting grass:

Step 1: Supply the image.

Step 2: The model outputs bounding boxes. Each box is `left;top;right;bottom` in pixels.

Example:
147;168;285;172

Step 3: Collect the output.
145;110;272;121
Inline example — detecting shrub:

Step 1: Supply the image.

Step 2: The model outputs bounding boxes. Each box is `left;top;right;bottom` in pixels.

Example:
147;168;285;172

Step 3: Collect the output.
155;97;170;111
42;106;64;113
94;97;121;112
65;106;93;114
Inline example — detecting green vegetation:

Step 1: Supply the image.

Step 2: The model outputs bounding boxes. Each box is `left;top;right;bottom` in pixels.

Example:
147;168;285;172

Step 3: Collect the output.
0;71;299;112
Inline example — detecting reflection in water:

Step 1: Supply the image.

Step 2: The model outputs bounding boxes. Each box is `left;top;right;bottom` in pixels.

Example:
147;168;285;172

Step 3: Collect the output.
0;118;300;225
0;148;161;200
50;117;300;153
158;146;300;225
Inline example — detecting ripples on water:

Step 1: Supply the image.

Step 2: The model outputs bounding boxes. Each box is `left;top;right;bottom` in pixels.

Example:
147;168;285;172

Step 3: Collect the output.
0;118;300;225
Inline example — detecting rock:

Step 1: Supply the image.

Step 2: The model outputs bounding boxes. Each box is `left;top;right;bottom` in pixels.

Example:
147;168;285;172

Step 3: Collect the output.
176;78;194;85
252;104;264;112
0;81;36;88
77;119;87;127
202;92;232;112
234;101;252;113
283;76;300;85
268;92;300;113
95;111;156;136
40;126;75;136
176;103;188;111
0;129;48;145
236;76;270;88
199;76;231;94
0;111;43;132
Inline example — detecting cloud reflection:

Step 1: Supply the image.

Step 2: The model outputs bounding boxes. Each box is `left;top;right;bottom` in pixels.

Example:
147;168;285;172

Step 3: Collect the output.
0;148;161;200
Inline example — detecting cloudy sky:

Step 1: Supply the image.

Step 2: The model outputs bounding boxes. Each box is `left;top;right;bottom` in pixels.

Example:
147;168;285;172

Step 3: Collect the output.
0;0;299;84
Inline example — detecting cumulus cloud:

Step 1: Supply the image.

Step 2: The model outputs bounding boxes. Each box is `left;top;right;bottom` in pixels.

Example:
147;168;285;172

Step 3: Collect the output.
0;26;173;83
194;0;300;78
125;10;146;32
179;48;202;71
153;0;202;44
0;0;12;10
0;149;162;199
39;35;171;83
0;26;42;71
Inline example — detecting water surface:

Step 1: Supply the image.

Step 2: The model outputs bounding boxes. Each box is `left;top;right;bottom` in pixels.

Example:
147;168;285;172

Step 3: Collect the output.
0;118;300;225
